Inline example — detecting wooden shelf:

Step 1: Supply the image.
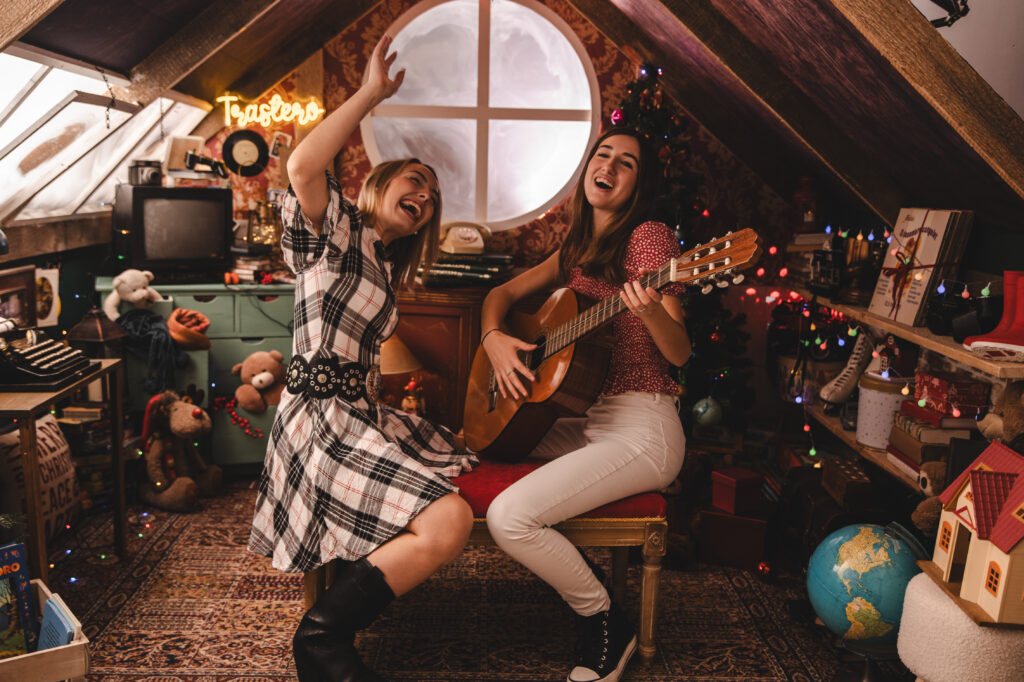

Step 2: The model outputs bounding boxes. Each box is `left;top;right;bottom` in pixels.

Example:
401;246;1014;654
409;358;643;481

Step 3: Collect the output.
793;286;1024;379
805;403;922;495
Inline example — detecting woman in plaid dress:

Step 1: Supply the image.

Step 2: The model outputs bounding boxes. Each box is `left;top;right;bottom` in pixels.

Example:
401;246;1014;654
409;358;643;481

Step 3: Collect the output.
247;35;476;682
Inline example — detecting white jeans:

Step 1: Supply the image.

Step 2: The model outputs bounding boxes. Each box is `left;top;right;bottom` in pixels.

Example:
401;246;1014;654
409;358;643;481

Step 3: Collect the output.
486;392;685;616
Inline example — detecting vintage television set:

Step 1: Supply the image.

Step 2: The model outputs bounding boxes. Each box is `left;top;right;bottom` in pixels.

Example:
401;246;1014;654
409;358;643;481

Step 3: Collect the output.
111;185;234;282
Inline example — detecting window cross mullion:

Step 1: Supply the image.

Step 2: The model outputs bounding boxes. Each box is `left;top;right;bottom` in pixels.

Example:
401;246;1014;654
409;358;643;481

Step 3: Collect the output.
0;64;51;131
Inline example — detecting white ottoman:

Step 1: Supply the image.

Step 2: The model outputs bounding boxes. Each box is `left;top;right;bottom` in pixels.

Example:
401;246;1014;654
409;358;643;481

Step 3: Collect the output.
897;572;1024;682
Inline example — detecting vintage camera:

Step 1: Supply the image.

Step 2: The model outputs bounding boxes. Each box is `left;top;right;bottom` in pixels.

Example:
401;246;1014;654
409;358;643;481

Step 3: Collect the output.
128;159;163;186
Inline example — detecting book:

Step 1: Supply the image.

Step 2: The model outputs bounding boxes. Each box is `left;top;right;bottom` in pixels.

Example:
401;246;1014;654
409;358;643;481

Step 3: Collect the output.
868;208;973;326
885;445;921;481
892;411;972;444
899;400;979;430
0;542;38;656
37;592;79;650
887;423;948;465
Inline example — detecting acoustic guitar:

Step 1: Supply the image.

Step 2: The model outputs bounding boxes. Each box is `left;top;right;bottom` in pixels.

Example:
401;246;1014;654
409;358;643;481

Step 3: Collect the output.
462;228;762;461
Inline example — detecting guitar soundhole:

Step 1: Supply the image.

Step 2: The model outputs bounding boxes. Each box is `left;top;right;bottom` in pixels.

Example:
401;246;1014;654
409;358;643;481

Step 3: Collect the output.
525;336;546;372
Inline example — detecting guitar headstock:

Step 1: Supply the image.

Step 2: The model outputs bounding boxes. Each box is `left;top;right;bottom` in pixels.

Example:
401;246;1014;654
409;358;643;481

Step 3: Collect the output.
669;228;763;293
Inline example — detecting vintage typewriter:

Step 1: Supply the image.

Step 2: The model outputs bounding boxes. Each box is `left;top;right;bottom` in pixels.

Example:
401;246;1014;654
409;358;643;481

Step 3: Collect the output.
0;328;94;390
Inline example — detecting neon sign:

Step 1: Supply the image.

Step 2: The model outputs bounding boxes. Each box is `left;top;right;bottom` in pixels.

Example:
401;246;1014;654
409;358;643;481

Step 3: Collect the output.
216;93;325;128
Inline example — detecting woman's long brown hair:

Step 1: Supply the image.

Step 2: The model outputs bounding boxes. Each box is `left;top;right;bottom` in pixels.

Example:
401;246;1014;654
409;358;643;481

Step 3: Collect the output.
557;127;662;284
357;158;442;289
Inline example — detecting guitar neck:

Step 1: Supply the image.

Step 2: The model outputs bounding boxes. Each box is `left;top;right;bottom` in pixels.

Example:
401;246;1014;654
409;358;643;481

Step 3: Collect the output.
539;228;762;360
543;262;674;360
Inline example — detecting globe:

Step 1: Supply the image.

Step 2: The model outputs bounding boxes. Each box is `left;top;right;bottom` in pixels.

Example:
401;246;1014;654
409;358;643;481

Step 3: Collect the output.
691;396;722;426
806;523;924;646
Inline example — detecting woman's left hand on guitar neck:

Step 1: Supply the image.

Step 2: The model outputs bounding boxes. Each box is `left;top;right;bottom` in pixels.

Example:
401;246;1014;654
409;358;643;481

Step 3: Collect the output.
620;270;692;367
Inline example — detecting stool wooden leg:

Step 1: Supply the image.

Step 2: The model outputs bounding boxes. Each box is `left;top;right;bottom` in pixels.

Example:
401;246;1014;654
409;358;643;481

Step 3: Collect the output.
638;520;668;664
612;547;628;604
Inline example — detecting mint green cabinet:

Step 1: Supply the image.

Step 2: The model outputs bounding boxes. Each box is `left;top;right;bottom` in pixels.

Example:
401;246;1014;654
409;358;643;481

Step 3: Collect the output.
95;278;294;466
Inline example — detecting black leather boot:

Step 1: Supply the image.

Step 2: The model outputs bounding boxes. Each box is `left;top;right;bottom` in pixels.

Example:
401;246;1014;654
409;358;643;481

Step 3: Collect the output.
293;558;395;682
567;602;637;682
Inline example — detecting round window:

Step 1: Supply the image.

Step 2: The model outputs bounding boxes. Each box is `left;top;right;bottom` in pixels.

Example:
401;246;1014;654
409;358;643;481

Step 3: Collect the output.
360;0;600;231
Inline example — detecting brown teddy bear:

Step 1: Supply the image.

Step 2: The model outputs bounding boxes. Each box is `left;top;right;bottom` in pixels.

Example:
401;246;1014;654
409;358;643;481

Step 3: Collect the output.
139;390;223;512
232;350;285;413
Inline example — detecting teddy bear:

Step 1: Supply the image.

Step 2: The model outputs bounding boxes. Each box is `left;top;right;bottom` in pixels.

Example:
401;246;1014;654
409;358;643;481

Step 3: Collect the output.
232;350;285;413
910;380;1024;536
103;268;163;321
139;389;223;512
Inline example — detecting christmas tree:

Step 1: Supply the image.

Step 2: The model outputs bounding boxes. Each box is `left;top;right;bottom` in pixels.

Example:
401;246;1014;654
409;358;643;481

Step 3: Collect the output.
615;65;753;432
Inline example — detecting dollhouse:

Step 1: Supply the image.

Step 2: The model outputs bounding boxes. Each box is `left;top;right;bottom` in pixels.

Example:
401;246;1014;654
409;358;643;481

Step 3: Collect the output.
928;441;1024;625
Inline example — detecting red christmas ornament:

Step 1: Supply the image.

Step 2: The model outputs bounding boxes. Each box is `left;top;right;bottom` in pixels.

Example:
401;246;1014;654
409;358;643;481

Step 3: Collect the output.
610;108;625;125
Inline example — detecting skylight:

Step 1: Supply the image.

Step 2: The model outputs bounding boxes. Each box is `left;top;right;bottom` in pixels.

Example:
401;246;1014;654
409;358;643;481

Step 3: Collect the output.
0;51;208;224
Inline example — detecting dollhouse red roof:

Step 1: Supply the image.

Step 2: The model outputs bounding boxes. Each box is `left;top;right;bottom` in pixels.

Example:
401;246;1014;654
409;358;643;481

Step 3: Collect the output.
940;442;1024;505
988;475;1024;555
940;441;1024;554
969;470;1018;540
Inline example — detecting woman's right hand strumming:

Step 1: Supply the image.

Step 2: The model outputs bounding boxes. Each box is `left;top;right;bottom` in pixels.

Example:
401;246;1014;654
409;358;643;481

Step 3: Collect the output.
481;329;536;400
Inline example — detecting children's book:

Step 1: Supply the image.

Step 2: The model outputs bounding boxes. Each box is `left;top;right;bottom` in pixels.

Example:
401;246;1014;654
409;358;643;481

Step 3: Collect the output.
868;208;973;326
37;592;80;650
0;542;38;657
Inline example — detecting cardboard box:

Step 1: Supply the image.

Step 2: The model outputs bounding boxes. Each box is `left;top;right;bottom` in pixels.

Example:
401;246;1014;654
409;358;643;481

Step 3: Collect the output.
821;458;873;508
711;467;763;515
0;580;89;682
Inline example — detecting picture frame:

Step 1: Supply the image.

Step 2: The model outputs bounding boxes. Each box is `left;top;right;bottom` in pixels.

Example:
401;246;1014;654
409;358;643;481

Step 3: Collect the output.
0;265;37;329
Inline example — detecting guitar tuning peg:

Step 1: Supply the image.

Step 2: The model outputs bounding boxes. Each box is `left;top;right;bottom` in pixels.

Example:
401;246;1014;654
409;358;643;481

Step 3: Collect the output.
731;273;745;285
701;283;714;295
716;278;730;288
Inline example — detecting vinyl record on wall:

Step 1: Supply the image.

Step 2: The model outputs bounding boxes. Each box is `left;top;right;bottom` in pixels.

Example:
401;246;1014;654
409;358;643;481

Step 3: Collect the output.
223;130;269;177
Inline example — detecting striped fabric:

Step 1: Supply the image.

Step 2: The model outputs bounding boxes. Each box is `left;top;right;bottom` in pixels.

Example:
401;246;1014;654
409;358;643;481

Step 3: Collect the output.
248;172;475;573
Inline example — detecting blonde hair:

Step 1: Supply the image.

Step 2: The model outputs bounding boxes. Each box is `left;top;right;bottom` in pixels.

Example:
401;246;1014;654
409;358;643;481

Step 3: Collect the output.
357;158;442;289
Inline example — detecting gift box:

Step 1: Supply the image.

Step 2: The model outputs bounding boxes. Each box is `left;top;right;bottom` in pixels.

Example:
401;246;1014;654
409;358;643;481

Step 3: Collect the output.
914;370;990;416
711;467;763;515
697;506;767;570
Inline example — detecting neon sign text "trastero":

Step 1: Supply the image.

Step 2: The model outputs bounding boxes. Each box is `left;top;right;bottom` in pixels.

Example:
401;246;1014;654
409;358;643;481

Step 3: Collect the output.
216;93;325;128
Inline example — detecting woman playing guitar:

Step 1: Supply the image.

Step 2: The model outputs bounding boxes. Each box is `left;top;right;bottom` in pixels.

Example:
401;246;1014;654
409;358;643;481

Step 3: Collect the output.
479;126;689;682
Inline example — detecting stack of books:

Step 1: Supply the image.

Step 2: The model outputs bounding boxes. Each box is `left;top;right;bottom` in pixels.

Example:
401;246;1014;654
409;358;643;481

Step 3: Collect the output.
419;252;514;288
884;399;977;479
783;232;833;287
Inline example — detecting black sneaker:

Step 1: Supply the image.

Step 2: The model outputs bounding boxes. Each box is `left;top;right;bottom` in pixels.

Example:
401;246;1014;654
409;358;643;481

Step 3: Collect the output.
567;603;637;682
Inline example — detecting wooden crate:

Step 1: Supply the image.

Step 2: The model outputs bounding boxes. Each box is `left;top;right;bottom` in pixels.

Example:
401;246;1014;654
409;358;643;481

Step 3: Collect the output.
0;580;89;682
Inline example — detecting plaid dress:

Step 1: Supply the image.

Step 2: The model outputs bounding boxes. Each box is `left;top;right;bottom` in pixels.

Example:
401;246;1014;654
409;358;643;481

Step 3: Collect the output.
248;172;475;573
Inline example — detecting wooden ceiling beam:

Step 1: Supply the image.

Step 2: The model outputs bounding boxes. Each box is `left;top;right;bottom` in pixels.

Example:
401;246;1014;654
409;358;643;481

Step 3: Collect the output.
590;0;904;224
0;0;65;54
115;0;282;106
831;0;1024;207
229;0;378;101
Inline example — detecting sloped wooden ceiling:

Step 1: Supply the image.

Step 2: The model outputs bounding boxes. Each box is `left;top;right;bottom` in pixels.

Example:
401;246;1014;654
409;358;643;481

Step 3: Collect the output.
570;0;1024;232
11;0;1024;234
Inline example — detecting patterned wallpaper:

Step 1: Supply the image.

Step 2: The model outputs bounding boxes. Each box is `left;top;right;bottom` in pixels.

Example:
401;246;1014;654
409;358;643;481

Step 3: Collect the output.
206;0;791;265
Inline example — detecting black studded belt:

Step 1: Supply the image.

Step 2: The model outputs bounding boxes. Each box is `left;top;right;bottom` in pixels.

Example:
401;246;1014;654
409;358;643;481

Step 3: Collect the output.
285;355;381;402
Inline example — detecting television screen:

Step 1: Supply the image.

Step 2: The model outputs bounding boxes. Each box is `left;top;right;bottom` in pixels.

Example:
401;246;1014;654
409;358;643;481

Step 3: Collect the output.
111;185;234;282
142;197;228;260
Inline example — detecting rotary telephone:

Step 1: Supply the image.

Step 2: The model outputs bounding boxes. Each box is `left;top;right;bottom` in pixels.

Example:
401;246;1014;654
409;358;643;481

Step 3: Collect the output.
440;222;491;255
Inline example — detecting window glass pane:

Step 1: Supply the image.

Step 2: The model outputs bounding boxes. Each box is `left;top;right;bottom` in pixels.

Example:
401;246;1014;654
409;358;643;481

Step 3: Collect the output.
487;119;589;222
388;0;477;106
79;101;207;215
20;99;206;218
0;54;46;107
489;0;589;109
0;67;106;153
371;117;476;222
0;101;131;214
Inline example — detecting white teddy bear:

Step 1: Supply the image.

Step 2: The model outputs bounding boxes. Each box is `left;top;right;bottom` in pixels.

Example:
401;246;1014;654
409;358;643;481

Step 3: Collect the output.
103;268;163;321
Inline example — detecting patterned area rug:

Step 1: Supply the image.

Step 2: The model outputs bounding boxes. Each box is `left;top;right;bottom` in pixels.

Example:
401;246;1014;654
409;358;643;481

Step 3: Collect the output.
46;482;911;681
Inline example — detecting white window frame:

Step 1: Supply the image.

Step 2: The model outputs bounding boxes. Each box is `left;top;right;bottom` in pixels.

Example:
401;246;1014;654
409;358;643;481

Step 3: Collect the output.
360;0;601;231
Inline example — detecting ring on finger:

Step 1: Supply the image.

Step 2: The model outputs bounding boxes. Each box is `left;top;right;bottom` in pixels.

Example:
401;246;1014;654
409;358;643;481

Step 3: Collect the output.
636;305;648;313
505;369;514;376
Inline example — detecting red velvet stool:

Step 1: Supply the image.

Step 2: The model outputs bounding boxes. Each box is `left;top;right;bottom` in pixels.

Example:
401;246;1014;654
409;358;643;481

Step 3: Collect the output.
303;459;668;663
